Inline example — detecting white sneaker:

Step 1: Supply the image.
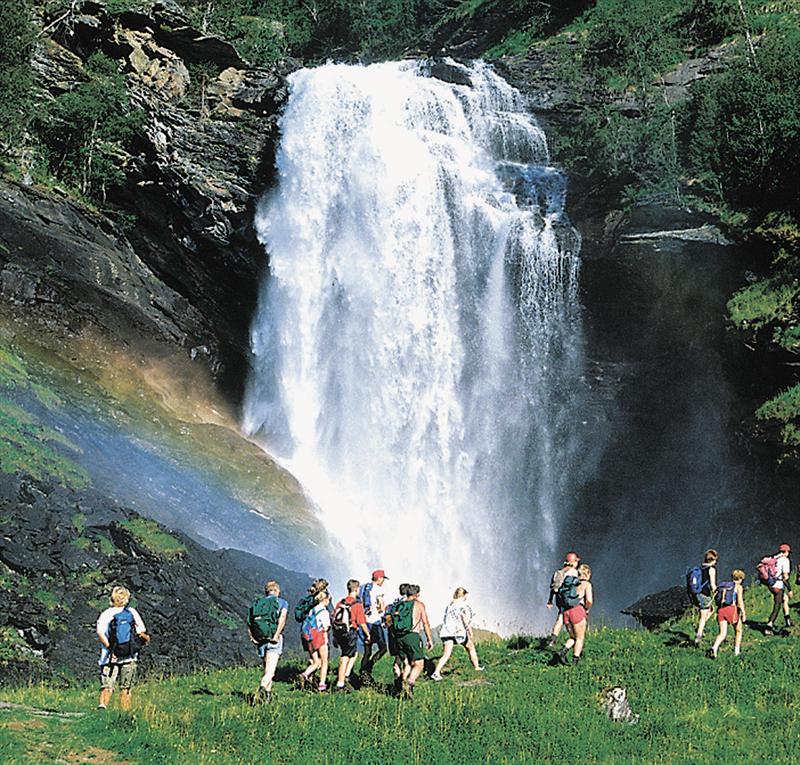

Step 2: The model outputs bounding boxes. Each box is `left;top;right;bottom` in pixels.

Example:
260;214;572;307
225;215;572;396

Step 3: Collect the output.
430;672;442;681
475;666;485;672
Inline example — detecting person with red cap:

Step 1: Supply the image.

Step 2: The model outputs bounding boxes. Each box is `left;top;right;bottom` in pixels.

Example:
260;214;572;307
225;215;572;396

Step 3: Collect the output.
765;543;793;635
359;569;389;679
544;551;580;649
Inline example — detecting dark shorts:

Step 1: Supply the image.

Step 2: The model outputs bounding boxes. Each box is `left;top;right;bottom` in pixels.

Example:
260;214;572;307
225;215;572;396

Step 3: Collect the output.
441;635;467;646
693;593;713;610
395;632;425;663
335;629;359;658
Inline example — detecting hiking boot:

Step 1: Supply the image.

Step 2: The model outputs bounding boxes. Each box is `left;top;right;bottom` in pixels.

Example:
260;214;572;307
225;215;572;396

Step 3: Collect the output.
786;617;793;628
297;674;308;691
334;684;352;693
708;648;717;660
475;666;485;672
393;676;403;696
543;636;557;650
764;624;774;636
557;648;570;666
571;654;582;665
255;687;272;704
430;672;443;681
317;683;328;693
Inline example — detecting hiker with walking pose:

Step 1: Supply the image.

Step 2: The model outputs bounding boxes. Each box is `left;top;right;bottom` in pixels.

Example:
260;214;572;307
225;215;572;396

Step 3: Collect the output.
96;586;150;711
545;552;580;649
359;569;389;680
247;580;288;703
431;587;483;680
332;579;369;692
687;549;718;645
710;569;746;658
388;583;433;699
556;563;593;665
762;544;793;635
298;590;332;692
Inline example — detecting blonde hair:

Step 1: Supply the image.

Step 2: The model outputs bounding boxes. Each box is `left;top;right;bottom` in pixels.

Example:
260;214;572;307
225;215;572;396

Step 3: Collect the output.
264;580;280;595
732;569;745;582
704;549;718;563
452;587;468;599
578;564;592;579
110;586;130;607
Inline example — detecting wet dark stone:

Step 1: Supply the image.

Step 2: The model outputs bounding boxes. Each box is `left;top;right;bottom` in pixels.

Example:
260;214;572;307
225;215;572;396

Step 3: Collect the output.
621;586;692;630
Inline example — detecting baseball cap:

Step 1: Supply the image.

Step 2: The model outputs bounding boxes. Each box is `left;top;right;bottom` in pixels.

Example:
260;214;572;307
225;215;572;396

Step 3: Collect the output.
372;569;389;580
564;551;580;564
779;543;791;553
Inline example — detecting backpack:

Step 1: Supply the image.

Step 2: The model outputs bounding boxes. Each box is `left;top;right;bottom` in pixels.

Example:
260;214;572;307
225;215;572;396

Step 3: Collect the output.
550;568;567;594
685;565;706;596
757;557;779;587
248;596;281;644
301;605;321;642
332;600;353;635
109;607;136;658
359;582;374;614
556;575;581;610
387;599;415;636
716;581;737;608
294;593;316;623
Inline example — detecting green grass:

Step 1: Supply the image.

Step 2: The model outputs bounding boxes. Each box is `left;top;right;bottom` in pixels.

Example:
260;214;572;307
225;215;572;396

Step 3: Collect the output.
1;587;799;763
118;518;187;559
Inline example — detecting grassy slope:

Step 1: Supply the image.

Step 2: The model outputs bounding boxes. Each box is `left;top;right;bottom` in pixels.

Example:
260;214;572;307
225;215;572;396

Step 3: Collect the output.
1;587;798;764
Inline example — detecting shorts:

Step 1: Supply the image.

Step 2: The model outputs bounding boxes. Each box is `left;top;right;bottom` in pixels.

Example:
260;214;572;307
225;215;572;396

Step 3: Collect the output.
334;629;359;658
100;661;137;690
302;627;328;653
562;605;587;626
717;605;739;624
395;632;425;663
771;581;785;593
258;635;284;658
441;635;467;645
693;593;713;610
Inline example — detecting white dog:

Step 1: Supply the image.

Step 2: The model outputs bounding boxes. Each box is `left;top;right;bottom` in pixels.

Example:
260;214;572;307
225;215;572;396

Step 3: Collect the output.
603;686;640;725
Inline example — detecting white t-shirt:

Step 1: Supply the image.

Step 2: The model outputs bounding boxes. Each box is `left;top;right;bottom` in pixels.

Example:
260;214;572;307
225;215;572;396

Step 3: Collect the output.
364;582;386;624
774;556;791;589
97;606;146;666
441;599;472;640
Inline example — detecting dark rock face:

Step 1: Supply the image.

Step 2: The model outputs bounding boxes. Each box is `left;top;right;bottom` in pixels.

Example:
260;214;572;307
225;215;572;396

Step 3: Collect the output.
0;472;311;684
621;586;692;629
19;2;293;400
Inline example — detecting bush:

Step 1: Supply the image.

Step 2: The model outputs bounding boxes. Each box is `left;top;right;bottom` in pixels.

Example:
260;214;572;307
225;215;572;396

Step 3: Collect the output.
0;0;34;151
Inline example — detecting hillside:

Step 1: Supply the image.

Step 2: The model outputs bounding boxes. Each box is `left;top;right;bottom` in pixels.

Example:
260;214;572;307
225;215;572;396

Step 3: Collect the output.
1;586;798;764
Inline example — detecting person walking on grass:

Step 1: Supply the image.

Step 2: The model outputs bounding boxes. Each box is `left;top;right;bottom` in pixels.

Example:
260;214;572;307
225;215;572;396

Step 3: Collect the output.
247;580;288;703
386;583;410;693
431;587;483;680
545;551;580;649
359;569;389;680
689;549;718;646
298;590;331;692
332;579;369;692
556;563;593;665
388;584;433;699
764;544;793;635
710;569;746;658
96;586;150;711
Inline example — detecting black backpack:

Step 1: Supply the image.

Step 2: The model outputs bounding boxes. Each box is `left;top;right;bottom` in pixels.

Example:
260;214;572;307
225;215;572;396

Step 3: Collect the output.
294;593;316;623
555;575;581;610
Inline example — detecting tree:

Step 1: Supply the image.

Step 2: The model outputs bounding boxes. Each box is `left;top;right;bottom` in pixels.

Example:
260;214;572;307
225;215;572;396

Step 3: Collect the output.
0;0;34;153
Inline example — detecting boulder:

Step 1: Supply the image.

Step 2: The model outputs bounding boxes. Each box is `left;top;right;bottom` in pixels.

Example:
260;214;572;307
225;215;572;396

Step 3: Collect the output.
621;586;692;629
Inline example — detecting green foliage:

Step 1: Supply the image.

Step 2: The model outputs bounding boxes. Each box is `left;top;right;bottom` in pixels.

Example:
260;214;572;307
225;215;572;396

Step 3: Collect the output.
756;384;800;446
727;274;799;331
36;53;143;204
0;0;34;151
33;589;59;611
119;518;187;558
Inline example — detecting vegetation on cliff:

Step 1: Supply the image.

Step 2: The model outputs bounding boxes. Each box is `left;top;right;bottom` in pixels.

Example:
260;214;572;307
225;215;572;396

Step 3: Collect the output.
1;585;799;764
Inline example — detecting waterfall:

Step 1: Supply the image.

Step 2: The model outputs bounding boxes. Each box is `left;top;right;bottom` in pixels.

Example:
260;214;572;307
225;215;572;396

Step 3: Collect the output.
243;59;584;631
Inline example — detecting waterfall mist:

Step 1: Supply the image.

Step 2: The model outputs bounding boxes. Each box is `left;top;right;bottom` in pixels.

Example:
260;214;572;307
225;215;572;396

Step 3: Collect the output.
243;60;587;631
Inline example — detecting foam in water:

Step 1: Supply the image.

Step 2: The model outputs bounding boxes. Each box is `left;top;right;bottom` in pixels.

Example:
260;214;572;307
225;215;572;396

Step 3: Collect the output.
243;59;584;632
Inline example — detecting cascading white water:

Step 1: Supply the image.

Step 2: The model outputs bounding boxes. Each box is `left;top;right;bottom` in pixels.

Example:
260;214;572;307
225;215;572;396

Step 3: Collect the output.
243;59;585;631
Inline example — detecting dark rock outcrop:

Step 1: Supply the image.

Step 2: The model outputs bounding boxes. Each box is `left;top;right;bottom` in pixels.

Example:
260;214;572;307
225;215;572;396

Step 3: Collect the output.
0;471;311;684
621;586;692;629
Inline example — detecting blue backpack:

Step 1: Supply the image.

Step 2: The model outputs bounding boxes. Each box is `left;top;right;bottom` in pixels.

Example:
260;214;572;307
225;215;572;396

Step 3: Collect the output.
359;582;374;613
109;607;136;658
716;581;737;607
685;566;706;595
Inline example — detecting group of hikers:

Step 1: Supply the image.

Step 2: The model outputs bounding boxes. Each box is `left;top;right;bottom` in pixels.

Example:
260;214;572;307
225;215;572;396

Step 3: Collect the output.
94;543;796;709
685;543;795;658
246;570;484;701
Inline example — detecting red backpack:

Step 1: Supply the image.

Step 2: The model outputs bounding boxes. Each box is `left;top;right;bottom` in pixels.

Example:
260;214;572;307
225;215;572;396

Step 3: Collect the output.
757;557;779;586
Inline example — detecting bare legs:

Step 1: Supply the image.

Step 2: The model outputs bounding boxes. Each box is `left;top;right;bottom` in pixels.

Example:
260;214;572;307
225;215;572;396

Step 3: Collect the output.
301;644;329;689
696;607;712;643
433;639;482;678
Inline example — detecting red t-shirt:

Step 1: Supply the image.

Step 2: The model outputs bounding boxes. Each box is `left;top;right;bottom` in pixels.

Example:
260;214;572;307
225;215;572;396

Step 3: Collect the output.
337;596;367;627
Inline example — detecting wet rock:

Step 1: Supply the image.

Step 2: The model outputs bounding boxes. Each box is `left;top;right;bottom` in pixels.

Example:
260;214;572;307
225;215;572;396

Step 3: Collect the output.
621;586;692;629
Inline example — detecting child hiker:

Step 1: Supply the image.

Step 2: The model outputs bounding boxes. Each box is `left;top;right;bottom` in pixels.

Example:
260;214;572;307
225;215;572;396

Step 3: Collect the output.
710;569;746;658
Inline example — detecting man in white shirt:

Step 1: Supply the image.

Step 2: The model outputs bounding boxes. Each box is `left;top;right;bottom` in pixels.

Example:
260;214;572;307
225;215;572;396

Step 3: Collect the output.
96;586;150;710
766;544;793;634
359;569;389;679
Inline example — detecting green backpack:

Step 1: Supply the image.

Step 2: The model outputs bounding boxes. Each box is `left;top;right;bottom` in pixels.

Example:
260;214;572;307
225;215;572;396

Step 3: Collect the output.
387;599;415;636
556;575;581;610
248;596;281;643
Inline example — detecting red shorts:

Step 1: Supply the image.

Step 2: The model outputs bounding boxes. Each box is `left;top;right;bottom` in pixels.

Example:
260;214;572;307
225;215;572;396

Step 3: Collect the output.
302;627;328;652
562;605;587;626
717;605;739;624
